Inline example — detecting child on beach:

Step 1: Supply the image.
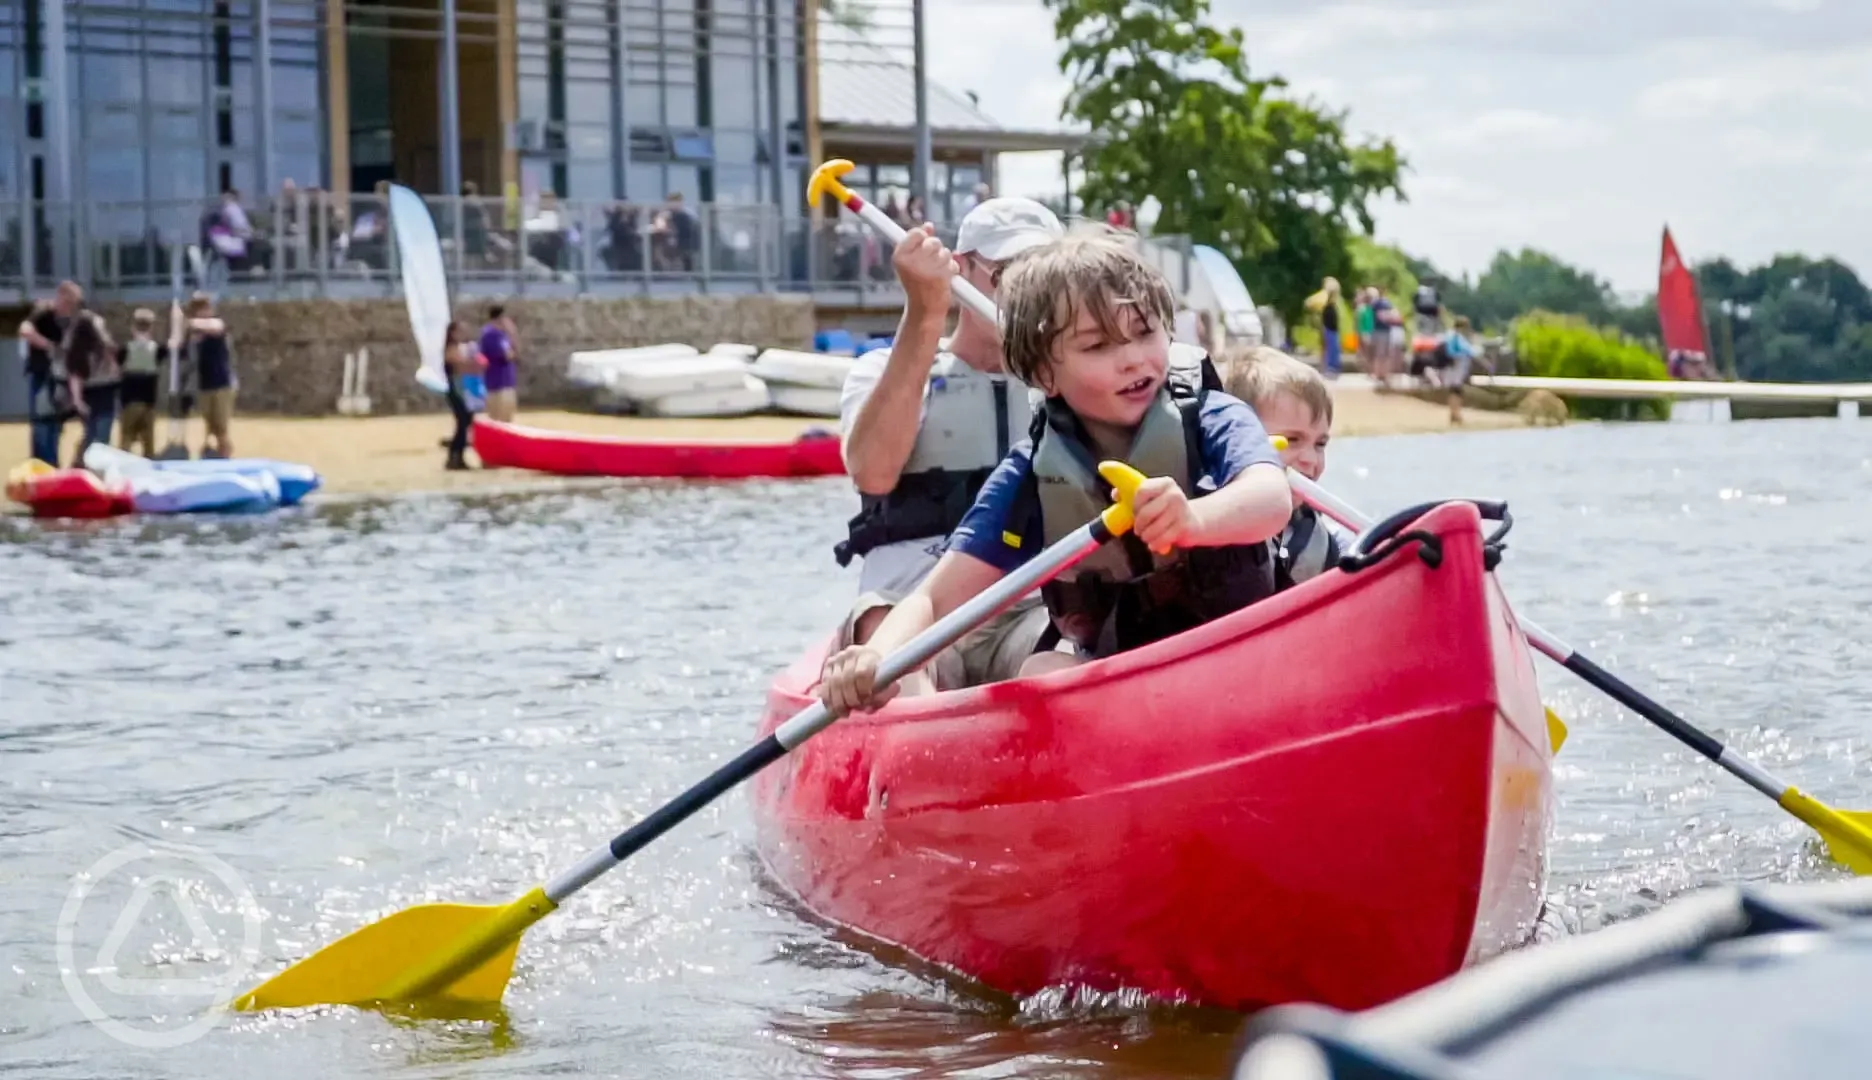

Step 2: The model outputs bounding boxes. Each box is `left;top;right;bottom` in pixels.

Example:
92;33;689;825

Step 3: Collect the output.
116;308;170;457
1439;316;1482;425
443;320;486;471
1221;346;1354;588
818;229;1292;715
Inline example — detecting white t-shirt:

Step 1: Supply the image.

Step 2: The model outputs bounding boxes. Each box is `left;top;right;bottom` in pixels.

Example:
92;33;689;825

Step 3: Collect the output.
839;347;947;595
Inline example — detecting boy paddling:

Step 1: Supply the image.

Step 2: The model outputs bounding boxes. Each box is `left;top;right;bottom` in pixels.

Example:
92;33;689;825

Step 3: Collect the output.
820;229;1292;714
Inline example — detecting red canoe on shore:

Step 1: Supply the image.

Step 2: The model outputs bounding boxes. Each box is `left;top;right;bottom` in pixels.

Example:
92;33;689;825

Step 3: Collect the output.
470;417;846;479
753;502;1552;1011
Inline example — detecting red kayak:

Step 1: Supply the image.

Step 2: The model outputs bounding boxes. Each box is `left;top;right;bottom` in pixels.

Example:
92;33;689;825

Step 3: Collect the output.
6;462;134;519
753;502;1552;1011
470;417;846;479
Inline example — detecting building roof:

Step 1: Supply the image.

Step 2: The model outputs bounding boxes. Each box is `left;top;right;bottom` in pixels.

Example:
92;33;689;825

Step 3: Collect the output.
816;24;1087;153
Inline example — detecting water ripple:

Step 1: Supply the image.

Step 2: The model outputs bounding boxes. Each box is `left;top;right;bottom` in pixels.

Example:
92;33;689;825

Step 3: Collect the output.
4;419;1870;1077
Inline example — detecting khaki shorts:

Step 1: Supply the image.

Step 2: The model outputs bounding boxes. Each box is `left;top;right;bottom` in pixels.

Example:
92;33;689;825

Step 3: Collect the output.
836;591;1052;691
118;401;157;455
485;388;518;422
201;387;236;441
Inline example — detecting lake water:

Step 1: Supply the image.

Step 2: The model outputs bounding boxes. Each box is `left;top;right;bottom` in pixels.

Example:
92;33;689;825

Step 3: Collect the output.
3;417;1869;1078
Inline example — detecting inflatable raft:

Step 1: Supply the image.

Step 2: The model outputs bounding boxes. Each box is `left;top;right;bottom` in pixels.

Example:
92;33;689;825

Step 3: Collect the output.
82;445;318;513
754;501;1552;1011
1232;878;1872;1080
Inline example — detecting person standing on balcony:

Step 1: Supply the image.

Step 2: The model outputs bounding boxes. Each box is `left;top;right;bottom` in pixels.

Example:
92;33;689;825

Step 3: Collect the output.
18;280;81;466
831;197;1063;692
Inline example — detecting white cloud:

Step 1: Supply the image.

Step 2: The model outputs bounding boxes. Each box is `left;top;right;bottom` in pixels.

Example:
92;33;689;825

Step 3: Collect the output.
1429;108;1600;150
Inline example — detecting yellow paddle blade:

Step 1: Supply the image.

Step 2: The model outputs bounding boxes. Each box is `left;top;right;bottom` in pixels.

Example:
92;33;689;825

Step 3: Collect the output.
1546;708;1569;754
232;887;556;1011
1777;790;1872;875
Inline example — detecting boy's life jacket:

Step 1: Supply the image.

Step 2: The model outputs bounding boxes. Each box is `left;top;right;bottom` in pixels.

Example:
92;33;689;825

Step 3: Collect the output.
122;338;162;378
835;351;1035;567
1006;357;1276;658
1275;503;1342;590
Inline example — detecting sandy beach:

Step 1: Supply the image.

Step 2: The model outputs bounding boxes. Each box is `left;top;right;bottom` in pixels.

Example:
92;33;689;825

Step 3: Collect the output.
3;382;1524;500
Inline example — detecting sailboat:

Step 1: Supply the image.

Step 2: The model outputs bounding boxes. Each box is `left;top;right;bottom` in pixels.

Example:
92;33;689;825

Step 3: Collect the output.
1657;227;1728;422
1657;226;1712;378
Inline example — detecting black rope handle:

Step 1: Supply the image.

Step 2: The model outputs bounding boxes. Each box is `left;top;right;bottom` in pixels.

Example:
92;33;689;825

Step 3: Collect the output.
1337;499;1513;574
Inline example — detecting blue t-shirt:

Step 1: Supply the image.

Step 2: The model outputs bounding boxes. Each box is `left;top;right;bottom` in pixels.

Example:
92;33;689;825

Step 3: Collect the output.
948;391;1284;573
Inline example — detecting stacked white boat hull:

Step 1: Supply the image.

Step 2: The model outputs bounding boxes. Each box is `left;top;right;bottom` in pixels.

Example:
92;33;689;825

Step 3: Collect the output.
751;349;853;418
562;342;861;419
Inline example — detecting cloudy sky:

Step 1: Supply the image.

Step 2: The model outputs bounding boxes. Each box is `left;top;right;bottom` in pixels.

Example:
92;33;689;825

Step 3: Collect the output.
921;0;1872;295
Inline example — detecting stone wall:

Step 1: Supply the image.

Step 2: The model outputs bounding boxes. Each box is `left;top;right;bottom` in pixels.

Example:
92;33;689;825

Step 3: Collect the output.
78;294;816;416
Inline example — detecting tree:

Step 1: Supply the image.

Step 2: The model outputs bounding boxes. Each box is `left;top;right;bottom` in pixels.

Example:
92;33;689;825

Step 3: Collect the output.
1346;236;1420;306
1044;0;1403;323
1461;248;1617;331
1699;254;1872;382
818;0;867;31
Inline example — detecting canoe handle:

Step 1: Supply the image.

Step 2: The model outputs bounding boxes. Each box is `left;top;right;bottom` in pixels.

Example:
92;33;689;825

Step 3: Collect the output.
1338;499;1513;575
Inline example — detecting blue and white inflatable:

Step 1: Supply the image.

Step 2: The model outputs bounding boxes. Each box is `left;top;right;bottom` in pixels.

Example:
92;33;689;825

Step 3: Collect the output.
83;444;320;513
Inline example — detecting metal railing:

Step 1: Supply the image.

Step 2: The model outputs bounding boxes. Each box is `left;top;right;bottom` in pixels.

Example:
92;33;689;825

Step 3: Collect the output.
0;193;1195;308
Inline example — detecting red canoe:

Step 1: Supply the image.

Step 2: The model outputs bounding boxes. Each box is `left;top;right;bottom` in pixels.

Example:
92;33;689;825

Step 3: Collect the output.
753;502;1552;1011
5;463;134;519
470;417;846;479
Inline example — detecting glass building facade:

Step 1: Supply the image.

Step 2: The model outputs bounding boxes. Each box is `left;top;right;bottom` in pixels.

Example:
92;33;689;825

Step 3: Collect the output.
1;0;808;283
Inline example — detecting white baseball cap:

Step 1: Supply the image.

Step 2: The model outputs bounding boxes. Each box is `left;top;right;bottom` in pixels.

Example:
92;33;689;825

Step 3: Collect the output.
954;197;1064;262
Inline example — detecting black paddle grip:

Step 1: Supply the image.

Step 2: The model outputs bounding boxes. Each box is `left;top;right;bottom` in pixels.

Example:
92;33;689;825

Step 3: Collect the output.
1564;653;1726;763
609;735;787;862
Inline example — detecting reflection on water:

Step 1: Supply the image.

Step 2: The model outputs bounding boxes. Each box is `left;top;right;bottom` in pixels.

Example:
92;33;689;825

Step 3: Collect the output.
3;418;1869;1078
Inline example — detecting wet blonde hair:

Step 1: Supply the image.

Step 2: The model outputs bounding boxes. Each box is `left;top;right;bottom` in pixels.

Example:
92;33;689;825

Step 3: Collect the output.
997;226;1177;389
1221;345;1334;425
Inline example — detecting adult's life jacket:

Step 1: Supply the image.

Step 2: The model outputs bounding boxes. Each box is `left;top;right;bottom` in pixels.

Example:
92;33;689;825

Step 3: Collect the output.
1013;360;1277;658
834;351;1034;567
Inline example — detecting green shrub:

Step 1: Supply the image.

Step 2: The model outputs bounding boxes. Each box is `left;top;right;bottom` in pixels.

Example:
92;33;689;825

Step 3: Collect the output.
1509;311;1673;421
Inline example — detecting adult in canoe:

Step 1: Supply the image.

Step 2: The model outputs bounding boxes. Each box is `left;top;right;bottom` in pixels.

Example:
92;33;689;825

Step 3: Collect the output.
832;195;1064;691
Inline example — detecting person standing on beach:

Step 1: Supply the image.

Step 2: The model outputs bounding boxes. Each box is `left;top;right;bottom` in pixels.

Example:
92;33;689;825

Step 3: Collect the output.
62;309;120;461
1307;277;1343;378
478;305;519;422
183;293;237;458
444;320;486;470
115;308;169;457
17;280;81;465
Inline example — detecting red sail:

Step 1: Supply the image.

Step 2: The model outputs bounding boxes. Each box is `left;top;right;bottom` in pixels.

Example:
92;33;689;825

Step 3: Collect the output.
1657;227;1710;358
